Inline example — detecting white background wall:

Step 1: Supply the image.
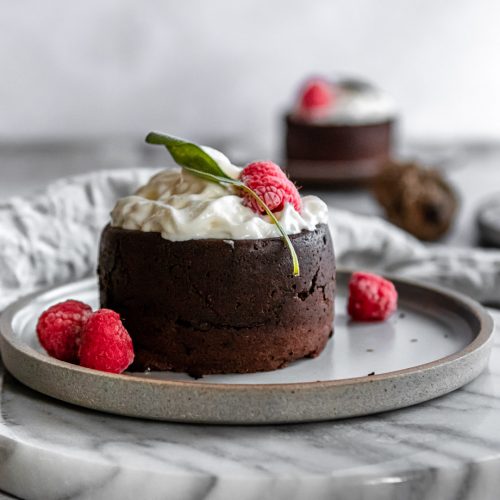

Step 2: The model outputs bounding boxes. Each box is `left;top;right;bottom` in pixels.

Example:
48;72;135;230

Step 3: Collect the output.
1;0;499;156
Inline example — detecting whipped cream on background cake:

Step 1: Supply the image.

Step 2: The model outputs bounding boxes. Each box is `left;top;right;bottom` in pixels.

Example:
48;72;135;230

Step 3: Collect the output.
295;78;396;125
111;168;328;241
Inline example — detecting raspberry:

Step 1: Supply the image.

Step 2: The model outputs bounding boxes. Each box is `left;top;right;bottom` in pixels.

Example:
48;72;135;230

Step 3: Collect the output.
79;309;134;374
36;300;92;363
242;174;302;214
240;161;301;214
300;79;334;111
348;272;398;321
241;161;288;184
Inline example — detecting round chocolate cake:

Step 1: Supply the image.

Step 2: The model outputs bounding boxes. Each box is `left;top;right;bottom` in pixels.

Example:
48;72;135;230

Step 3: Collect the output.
284;77;396;186
99;146;336;375
99;224;335;375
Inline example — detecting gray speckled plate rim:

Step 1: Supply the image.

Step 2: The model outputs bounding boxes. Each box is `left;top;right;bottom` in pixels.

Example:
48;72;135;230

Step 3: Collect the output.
0;269;494;424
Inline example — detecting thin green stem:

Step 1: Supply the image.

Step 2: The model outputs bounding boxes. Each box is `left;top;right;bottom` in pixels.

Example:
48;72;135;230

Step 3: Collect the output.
181;170;300;276
146;133;300;277
237;184;300;277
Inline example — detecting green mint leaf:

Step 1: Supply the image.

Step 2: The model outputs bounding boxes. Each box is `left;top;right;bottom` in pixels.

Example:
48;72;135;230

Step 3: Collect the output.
145;132;230;179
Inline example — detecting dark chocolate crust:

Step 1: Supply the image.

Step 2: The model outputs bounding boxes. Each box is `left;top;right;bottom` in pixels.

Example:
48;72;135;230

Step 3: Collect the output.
98;224;336;375
285;114;394;185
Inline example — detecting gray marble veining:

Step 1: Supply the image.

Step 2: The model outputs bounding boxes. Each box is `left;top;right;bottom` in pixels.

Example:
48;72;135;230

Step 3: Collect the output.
0;313;498;499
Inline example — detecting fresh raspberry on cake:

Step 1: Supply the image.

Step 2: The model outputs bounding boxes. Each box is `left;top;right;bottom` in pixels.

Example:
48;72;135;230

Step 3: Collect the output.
300;79;334;111
79;309;134;374
241;161;288;183
348;272;398;321
36;300;92;363
241;171;302;214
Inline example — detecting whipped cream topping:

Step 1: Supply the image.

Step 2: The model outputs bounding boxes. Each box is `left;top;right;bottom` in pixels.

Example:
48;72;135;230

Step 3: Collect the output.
111;168;328;241
295;78;396;125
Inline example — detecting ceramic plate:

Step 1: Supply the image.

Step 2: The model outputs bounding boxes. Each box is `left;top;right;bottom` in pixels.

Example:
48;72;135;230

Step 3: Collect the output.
0;271;493;424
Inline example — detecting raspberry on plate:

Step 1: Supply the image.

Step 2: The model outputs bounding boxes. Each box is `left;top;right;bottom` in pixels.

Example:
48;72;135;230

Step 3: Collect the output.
79;309;134;374
348;272;398;321
36;300;92;363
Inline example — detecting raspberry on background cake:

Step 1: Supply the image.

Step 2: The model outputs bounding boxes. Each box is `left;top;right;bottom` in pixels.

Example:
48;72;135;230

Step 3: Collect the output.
98;133;336;376
285;76;397;186
298;79;335;119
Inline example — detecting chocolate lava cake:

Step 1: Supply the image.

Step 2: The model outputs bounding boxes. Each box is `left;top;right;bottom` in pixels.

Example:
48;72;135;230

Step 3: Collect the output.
98;131;336;376
285;77;396;185
98;224;335;375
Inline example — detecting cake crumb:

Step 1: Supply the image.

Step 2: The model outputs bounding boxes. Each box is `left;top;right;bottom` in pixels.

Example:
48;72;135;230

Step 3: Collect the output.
368;371;375;376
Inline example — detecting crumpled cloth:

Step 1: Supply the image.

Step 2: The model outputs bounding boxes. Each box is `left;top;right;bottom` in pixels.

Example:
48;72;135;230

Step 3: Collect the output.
0;168;499;311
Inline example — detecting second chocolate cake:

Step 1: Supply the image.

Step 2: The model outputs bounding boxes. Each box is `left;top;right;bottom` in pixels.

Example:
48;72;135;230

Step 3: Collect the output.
285;77;397;185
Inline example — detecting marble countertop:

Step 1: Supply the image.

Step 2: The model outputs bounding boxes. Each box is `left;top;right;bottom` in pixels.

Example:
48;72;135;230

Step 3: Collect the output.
0;310;497;499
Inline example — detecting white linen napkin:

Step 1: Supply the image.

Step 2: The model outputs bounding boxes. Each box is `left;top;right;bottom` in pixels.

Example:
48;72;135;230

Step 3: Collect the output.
0;168;499;310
